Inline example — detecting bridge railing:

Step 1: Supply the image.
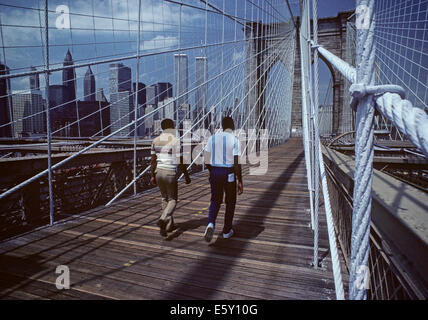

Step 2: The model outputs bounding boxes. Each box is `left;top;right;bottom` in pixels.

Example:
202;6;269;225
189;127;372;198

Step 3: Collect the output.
301;0;427;300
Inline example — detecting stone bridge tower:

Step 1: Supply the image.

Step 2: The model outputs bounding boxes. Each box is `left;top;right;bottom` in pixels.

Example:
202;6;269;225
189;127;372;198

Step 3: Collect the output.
291;10;355;136
245;10;354;137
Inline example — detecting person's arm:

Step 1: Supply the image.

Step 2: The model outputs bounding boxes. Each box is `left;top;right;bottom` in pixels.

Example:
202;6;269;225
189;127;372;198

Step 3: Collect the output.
150;143;157;186
234;155;243;195
204;152;212;172
204;136;212;172
177;139;191;184
179;155;191;184
234;137;243;195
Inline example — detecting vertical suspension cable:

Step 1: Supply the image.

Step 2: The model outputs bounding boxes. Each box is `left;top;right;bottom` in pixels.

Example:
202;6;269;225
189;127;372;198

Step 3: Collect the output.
176;2;182;126
91;0;103;136
311;0;319;269
44;0;54;225
300;0;314;236
306;0;315;236
67;0;80;138
311;0;345;299
0;14;14;137
133;0;142;196
220;0;225;114
349;0;376;300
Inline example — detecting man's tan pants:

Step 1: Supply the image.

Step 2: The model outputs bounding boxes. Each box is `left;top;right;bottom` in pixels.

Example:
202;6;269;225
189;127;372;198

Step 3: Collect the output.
156;168;177;231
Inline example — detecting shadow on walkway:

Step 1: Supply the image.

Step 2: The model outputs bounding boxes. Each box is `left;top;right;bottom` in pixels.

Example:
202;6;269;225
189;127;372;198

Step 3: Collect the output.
163;150;304;299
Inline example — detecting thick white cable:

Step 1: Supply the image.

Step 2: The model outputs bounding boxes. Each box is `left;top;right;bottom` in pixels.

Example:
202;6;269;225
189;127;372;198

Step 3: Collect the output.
312;0;345;300
349;0;376;300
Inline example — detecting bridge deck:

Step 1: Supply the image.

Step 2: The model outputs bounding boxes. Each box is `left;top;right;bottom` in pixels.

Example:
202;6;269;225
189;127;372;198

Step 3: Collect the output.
0;138;348;300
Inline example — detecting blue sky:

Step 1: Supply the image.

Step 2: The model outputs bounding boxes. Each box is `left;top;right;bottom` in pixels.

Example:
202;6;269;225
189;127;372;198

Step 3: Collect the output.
0;0;356;107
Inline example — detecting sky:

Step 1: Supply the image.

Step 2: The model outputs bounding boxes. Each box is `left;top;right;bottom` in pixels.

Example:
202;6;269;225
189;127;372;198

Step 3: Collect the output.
0;0;357;108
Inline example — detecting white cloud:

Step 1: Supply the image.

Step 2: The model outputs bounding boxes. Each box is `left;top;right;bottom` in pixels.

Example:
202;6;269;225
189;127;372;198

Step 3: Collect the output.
141;35;178;51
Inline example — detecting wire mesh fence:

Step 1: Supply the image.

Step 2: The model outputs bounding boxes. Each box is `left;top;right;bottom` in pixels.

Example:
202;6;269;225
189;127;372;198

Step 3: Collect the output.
0;0;296;236
375;0;427;112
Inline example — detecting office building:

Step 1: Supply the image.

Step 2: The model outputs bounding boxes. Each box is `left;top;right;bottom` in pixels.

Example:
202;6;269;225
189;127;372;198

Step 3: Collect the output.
146;84;158;106
156;82;172;102
159;97;175;121
77;100;110;137
96;88;108;103
174;54;189;108
0;63;12;137
110;91;133;137
29;66;40;90
12;89;44;137
109;63;133;137
133;82;146;137
63;49;76;105
133;82;146;106
145;104;156;136
153;119;161;135
194;57;208;125
84;66;96;101
109;63;132;93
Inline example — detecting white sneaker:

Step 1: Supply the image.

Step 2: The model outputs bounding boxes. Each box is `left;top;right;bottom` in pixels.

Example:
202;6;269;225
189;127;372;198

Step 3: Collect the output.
204;223;214;242
223;228;234;239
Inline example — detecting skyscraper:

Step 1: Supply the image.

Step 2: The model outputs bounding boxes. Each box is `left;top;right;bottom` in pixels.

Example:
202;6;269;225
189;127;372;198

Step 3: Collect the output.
60;49;79;136
96;88;108;103
174;54;189;108
133;82;146;136
0;63;12;137
158;97;175;121
109;63;133;137
63;49;76;104
84;66;96;101
156;82;173;103
12;89;44;137
109;63;132;93
145;104;155;136
133;82;146;107
178;103;190;129
29;66;40;90
194;56;208;125
146;84;158;106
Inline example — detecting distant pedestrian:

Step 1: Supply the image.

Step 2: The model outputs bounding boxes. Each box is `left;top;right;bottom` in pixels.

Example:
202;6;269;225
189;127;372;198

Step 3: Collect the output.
203;117;243;242
151;118;191;237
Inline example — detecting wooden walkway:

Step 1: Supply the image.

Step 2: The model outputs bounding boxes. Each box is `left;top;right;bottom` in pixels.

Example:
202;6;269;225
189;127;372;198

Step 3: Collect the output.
0;138;348;300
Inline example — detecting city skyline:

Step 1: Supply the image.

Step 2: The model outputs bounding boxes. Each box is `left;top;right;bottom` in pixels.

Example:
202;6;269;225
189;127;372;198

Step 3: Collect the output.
0;1;364;139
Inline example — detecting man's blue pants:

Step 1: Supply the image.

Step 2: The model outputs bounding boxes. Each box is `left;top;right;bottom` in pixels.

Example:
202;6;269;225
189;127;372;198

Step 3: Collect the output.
208;167;237;234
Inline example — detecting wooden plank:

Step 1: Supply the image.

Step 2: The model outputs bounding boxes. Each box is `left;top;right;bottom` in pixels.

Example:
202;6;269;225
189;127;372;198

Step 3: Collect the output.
0;139;347;300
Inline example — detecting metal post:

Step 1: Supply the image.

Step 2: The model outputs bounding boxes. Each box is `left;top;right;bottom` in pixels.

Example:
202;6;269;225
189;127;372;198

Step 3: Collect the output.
133;0;141;196
311;0;320;270
202;0;208;172
220;0;225;114
176;3;182;127
0;15;14;138
44;0;54;225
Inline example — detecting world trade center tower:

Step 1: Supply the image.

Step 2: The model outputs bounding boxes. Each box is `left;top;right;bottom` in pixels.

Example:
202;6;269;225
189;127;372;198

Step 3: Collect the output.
174;54;188;110
194;56;208;126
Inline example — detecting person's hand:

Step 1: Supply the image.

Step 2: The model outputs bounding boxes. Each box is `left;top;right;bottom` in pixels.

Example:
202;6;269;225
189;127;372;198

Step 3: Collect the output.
151;176;157;186
184;174;192;184
238;181;243;195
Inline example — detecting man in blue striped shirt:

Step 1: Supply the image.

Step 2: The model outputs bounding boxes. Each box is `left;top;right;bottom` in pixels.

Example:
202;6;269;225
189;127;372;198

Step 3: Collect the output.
203;117;243;242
